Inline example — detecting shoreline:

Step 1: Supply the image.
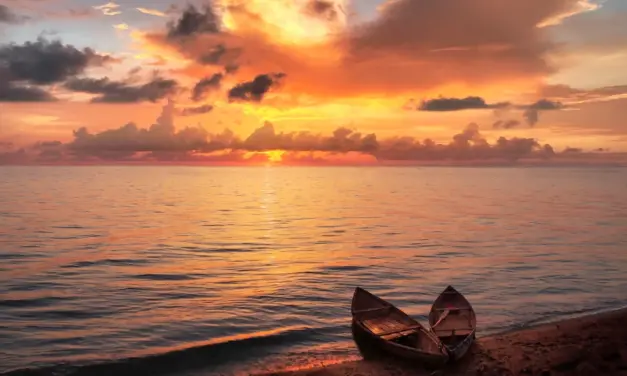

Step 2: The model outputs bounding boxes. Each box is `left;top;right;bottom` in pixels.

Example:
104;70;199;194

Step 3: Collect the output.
263;307;627;376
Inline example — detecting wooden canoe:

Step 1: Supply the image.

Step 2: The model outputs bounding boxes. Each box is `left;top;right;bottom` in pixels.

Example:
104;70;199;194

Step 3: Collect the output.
351;287;449;366
428;285;476;361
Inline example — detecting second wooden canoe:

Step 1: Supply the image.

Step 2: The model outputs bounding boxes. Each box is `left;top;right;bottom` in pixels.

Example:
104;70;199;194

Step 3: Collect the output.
428;285;477;361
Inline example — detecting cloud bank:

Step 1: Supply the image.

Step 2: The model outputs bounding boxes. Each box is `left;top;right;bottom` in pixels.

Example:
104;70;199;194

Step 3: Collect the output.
4;100;611;165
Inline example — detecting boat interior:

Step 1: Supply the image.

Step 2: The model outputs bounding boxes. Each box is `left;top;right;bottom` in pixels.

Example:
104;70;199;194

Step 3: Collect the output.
353;303;441;354
430;288;476;347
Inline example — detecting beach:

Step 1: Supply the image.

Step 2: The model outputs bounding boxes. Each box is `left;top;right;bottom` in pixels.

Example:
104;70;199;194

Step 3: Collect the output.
268;308;627;376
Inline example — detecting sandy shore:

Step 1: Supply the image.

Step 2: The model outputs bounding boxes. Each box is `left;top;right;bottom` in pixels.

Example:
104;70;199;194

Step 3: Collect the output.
264;308;627;376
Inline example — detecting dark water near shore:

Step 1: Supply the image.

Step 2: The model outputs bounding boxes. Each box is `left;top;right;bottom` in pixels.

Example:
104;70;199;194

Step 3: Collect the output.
1;166;626;375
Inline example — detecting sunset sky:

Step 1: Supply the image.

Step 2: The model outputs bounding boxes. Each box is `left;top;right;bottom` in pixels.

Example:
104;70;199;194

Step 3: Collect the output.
1;0;627;164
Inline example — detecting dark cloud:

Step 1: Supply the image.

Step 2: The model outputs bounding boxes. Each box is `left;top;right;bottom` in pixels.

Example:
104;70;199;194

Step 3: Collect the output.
224;63;239;75
304;0;339;21
178;104;214;116
0;66;55;101
64;76;178;103
526;98;563;110
493;119;522;129
0;37;114;85
417;95;563;127
198;44;227;65
418;96;509;111
0;82;56;102
167;4;220;38
0;4;29;24
191;73;222;101
522;99;563;126
228;73;285;102
196;44;242;70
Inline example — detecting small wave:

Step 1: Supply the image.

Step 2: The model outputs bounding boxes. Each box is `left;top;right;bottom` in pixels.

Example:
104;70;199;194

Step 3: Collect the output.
198;248;253;254
2;325;344;376
320;265;364;272
133;273;200;281
0;252;42;259
0;296;69;309
8;281;64;292
19;244;43;249
504;264;539;272
50;225;86;229
62;259;150;269
50;234;102;241
362;245;386;249
18;309;108;320
434;251;464;257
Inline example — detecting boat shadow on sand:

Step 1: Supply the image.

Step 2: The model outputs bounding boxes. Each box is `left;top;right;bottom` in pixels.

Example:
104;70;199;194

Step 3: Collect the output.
351;331;508;376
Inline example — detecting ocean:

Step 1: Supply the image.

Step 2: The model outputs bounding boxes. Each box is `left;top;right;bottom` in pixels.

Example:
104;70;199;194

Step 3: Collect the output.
1;166;626;375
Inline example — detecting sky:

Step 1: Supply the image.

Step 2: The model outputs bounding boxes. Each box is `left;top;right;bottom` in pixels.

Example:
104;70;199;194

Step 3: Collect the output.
1;0;626;165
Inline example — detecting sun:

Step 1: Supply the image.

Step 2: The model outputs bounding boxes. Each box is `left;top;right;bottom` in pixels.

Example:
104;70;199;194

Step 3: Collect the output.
265;150;285;163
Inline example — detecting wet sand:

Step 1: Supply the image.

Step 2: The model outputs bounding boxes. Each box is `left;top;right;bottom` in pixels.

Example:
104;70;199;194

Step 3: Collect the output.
265;308;627;376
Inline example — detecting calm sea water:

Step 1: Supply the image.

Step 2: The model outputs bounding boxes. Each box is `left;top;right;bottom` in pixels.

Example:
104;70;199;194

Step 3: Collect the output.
1;166;626;375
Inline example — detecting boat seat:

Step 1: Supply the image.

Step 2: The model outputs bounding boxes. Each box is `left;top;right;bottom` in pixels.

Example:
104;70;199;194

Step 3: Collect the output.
381;328;419;341
376;324;422;337
433;309;450;328
362;316;421;339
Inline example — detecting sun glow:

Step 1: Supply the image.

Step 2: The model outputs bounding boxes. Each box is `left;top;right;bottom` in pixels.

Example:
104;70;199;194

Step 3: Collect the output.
220;0;348;45
241;150;286;165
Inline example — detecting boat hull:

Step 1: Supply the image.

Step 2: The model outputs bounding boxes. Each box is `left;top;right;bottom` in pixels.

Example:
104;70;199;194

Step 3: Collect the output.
351;318;449;368
442;330;476;361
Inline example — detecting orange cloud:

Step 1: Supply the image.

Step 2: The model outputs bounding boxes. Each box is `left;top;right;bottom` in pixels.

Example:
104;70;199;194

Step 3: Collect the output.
140;0;599;102
136;7;166;17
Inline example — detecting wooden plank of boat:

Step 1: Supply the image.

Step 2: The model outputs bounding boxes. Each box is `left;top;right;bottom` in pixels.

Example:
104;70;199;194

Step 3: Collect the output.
428;285;477;362
351;287;449;367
